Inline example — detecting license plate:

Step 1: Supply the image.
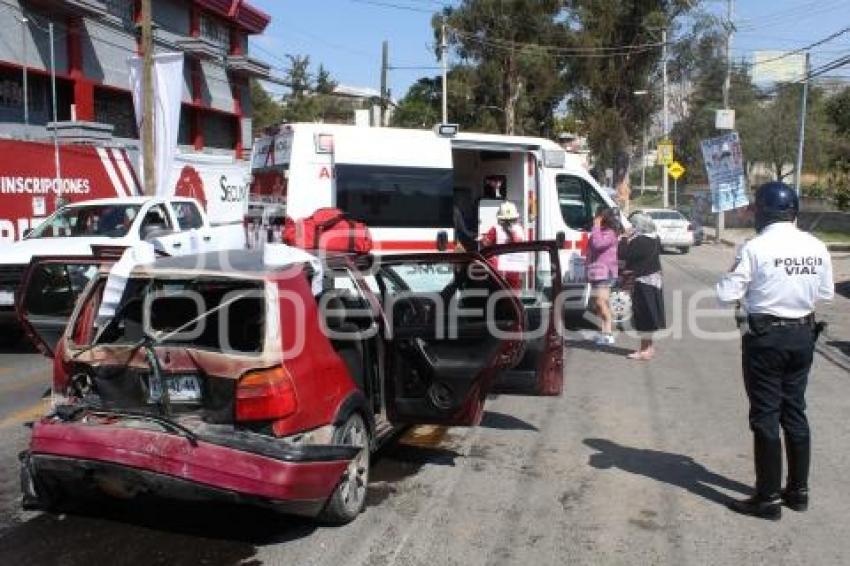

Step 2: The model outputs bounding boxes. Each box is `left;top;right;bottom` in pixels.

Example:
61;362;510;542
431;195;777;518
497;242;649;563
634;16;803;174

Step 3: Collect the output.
147;374;202;404
0;291;13;306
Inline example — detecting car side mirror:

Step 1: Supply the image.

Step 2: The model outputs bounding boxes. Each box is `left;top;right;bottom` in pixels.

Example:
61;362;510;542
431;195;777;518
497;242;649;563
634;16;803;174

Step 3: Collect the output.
436;230;449;252
22;228;32;239
555;231;566;249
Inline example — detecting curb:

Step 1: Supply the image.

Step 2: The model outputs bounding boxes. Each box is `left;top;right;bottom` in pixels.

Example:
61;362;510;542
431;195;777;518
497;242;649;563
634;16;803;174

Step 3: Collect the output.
710;236;850;252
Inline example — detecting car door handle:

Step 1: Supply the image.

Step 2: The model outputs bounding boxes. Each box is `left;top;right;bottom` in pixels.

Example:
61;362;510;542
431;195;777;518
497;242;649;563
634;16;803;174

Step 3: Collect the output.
202;235;211;242
172;242;182;248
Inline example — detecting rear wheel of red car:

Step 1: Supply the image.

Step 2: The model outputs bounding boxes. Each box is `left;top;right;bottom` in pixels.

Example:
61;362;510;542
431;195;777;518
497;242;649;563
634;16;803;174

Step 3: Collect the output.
321;413;370;524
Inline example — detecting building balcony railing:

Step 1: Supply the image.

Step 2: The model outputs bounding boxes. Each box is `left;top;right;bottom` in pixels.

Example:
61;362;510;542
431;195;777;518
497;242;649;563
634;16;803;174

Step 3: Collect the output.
27;0;108;17
175;37;225;60
226;54;270;79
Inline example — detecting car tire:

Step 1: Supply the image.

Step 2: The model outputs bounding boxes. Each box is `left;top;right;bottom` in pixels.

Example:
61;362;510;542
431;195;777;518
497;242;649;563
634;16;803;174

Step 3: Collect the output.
321;413;370;525
679;246;690;254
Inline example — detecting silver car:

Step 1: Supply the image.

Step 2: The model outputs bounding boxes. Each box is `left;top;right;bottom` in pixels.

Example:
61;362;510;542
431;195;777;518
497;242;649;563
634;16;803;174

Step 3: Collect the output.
630;209;695;253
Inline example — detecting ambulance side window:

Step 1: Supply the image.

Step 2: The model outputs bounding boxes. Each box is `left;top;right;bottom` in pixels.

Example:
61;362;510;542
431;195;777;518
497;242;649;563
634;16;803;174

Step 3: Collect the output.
556;175;608;230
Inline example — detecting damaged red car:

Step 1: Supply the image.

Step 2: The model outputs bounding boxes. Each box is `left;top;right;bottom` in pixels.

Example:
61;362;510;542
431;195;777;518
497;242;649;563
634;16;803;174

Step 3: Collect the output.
17;242;563;524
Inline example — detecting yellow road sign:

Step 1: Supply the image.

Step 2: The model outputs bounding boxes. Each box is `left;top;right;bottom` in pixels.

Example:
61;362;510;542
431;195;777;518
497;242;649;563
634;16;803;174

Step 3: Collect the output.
668;161;685;180
657;141;674;166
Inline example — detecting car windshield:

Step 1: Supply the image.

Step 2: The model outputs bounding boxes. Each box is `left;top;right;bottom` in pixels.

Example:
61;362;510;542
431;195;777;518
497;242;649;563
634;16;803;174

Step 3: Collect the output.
29;205;142;238
94;277;266;354
647;210;686;221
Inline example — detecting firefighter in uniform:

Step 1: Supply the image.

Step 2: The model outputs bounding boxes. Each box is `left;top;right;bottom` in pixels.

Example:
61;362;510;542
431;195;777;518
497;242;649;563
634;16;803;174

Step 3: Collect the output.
717;182;834;520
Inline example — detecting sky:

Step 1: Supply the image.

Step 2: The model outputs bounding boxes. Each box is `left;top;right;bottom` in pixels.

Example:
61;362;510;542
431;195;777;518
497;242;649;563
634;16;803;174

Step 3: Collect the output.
249;0;850;99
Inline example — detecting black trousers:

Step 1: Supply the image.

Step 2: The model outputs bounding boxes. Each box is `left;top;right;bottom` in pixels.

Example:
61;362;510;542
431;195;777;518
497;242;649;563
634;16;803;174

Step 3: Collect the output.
742;324;815;497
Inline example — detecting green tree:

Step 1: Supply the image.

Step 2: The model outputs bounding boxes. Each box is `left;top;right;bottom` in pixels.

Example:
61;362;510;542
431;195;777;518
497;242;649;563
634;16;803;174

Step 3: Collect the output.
391;66;482;130
565;0;695;184
436;0;569;135
250;79;284;136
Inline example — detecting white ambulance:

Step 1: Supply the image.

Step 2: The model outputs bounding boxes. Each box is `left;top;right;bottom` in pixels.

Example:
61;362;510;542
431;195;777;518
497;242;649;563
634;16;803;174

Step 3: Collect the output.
249;123;618;283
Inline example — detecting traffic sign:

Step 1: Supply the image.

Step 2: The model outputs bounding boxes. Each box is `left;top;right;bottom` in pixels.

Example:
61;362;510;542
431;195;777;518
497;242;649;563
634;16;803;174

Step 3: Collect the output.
657;141;674;166
668;161;685;180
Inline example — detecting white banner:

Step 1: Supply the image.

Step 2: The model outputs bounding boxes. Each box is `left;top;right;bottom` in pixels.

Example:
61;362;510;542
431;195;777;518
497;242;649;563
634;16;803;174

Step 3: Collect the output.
129;52;184;198
167;153;250;225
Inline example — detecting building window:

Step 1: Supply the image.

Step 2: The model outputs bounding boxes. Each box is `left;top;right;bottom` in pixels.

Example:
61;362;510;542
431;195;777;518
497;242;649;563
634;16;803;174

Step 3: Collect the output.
178;106;192;145
202;111;236;149
94;88;137;139
104;0;135;22
0;68;71;125
200;14;230;52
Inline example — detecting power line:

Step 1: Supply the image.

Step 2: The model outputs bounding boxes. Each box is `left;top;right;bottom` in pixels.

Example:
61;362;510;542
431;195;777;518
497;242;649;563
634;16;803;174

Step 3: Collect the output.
447;27;667;58
348;0;433;13
748;26;850;67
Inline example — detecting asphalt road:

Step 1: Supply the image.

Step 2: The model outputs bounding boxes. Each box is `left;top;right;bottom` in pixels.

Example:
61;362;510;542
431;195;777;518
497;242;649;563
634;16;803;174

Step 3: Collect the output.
1;244;848;565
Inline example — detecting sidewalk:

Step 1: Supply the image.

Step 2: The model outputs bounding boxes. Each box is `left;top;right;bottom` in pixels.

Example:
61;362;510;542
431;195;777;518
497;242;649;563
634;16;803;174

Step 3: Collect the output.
707;227;850;369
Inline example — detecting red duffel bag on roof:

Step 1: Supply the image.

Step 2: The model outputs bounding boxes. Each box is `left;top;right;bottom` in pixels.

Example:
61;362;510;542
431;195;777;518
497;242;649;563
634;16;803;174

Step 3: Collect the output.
283;207;373;253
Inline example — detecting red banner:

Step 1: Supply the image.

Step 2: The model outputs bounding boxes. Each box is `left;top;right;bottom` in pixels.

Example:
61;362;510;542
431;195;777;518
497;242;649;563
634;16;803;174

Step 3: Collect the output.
0;140;138;242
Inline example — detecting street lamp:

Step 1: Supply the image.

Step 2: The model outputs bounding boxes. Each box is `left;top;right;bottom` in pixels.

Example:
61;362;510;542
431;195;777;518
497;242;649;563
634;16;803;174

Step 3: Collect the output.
21;16;29;133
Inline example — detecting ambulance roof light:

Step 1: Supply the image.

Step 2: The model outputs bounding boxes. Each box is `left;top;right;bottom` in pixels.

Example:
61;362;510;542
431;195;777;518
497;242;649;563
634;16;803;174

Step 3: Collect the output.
434;123;459;137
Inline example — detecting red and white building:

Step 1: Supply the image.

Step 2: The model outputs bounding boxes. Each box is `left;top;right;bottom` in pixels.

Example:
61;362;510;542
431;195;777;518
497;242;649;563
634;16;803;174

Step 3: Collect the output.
0;0;271;240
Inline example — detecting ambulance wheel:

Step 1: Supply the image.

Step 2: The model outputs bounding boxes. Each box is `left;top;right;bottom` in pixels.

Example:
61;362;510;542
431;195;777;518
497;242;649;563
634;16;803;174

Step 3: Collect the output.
321;413;370;524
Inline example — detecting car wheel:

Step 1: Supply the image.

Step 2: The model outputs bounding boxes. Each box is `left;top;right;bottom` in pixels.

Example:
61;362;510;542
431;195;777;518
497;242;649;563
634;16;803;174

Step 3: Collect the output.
321;413;370;524
679;246;690;254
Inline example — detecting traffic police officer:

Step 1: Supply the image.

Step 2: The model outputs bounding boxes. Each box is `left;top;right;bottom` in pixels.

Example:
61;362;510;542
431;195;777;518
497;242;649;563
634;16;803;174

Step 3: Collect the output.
717;182;834;520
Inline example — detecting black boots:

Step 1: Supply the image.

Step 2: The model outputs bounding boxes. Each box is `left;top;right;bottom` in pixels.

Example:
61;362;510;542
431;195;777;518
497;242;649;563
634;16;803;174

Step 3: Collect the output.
781;487;809;512
728;494;782;520
730;435;811;519
729;436;783;520
784;436;810;512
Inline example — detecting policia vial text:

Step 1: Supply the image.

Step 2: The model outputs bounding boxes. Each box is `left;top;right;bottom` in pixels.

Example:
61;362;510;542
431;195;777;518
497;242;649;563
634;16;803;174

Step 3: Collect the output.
775;256;823;275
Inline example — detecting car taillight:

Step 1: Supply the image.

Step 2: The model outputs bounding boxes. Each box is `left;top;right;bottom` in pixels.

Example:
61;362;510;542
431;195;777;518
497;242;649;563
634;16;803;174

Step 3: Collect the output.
687;223;694;231
236;366;297;422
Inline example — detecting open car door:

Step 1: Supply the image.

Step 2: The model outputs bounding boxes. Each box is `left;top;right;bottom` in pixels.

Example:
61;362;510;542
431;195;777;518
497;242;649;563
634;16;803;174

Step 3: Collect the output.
479;240;564;396
374;252;526;426
16;257;108;357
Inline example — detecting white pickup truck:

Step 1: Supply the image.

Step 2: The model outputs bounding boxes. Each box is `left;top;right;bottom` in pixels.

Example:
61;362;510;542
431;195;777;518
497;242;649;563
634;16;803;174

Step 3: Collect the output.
0;196;245;343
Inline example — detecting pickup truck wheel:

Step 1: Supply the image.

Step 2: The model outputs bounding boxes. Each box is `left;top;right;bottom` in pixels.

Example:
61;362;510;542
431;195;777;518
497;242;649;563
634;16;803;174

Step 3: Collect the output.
321;413;370;524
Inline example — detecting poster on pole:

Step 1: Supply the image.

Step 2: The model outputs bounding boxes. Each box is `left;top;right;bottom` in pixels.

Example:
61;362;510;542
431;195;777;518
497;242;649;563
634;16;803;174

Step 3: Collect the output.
700;131;749;213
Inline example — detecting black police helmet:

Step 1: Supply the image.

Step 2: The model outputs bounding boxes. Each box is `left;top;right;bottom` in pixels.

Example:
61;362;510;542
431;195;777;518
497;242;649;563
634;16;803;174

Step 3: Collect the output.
754;181;798;231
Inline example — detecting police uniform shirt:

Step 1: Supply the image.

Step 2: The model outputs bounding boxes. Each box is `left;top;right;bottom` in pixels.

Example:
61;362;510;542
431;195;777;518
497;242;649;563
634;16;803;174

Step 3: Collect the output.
716;222;834;318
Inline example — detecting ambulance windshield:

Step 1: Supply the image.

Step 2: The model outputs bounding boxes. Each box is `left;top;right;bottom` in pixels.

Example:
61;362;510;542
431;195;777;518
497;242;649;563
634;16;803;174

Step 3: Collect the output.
29;204;142;239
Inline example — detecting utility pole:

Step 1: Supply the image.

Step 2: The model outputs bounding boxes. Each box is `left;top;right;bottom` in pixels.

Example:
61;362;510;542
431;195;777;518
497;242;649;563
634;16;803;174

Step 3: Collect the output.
718;0;734;240
21;17;29;133
794;51;810;197
380;40;388;127
641;123;647;195
141;0;155;196
661;27;669;209
440;17;448;124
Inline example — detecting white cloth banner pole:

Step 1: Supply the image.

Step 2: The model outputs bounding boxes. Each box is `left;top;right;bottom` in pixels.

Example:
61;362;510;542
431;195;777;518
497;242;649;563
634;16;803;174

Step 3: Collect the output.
129;52;184;197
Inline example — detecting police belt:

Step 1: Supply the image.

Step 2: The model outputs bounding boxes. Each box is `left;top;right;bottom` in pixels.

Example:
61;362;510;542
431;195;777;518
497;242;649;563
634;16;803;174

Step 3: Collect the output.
748;313;814;331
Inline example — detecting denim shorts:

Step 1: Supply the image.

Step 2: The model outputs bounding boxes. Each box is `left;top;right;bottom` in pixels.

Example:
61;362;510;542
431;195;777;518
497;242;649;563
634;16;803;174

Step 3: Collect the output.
590;278;616;289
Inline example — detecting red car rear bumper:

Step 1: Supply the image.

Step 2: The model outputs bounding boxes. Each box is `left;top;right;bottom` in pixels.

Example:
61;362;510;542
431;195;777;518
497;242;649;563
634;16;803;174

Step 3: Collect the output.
25;419;355;515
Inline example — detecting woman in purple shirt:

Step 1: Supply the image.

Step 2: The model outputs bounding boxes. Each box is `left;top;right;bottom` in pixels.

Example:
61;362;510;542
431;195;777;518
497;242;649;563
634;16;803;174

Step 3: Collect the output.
587;208;623;345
